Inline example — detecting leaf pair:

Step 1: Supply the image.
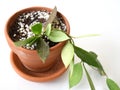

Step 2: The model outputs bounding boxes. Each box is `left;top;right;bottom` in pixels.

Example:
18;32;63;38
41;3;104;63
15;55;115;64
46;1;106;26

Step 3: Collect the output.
61;41;83;88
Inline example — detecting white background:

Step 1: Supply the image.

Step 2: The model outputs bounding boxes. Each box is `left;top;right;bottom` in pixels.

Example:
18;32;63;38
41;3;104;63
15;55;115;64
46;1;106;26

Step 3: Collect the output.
0;0;120;90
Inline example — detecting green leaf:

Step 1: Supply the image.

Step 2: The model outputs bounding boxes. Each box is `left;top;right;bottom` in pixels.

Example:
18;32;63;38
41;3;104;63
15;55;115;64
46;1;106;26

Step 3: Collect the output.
45;24;51;36
31;23;42;35
83;64;95;90
14;36;37;47
69;58;74;77
36;38;49;62
106;78;120;90
89;51;106;75
74;46;97;67
61;41;74;68
69;62;83;88
49;30;69;42
89;51;97;58
28;36;39;46
44;6;57;29
95;59;106;75
74;45;106;75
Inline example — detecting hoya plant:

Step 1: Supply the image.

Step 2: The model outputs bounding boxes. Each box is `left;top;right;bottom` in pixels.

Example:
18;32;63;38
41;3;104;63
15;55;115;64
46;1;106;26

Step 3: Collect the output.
14;7;120;90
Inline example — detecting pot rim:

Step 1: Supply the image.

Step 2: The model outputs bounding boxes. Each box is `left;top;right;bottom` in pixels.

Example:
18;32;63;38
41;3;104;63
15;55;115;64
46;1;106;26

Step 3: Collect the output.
5;6;70;53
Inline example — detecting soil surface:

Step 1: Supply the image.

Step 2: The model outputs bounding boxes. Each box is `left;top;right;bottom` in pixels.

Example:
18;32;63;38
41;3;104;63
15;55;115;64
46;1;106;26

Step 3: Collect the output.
9;10;66;50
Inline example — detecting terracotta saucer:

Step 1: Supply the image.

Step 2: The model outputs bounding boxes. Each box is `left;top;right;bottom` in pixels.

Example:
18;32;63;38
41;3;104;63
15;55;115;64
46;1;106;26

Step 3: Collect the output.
10;51;67;82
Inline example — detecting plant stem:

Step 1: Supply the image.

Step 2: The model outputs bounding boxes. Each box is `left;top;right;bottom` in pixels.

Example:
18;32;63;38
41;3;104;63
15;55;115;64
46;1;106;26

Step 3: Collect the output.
71;34;100;39
83;63;96;90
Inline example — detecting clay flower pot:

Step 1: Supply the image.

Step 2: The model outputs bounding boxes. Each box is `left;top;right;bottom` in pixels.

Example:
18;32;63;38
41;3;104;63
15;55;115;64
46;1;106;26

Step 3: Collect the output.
5;6;70;82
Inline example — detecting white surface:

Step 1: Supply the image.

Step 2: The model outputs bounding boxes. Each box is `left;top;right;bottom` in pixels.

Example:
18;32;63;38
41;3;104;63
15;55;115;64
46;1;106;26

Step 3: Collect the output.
0;0;120;90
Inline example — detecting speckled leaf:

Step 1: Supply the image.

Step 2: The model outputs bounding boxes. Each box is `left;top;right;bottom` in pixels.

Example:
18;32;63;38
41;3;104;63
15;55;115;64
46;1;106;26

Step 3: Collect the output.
106;78;120;90
69;62;83;88
37;38;49;62
61;41;74;68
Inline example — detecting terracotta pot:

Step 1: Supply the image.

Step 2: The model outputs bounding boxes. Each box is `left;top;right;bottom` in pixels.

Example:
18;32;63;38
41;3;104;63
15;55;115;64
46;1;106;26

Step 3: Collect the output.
5;6;70;73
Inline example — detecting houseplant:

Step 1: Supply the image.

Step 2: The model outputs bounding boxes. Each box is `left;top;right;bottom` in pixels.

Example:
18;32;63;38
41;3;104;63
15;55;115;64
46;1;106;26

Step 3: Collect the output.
5;6;70;82
5;6;120;90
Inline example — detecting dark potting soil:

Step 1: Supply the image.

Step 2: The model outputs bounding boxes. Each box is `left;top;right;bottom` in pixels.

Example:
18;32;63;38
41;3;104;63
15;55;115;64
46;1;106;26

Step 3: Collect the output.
9;10;66;50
